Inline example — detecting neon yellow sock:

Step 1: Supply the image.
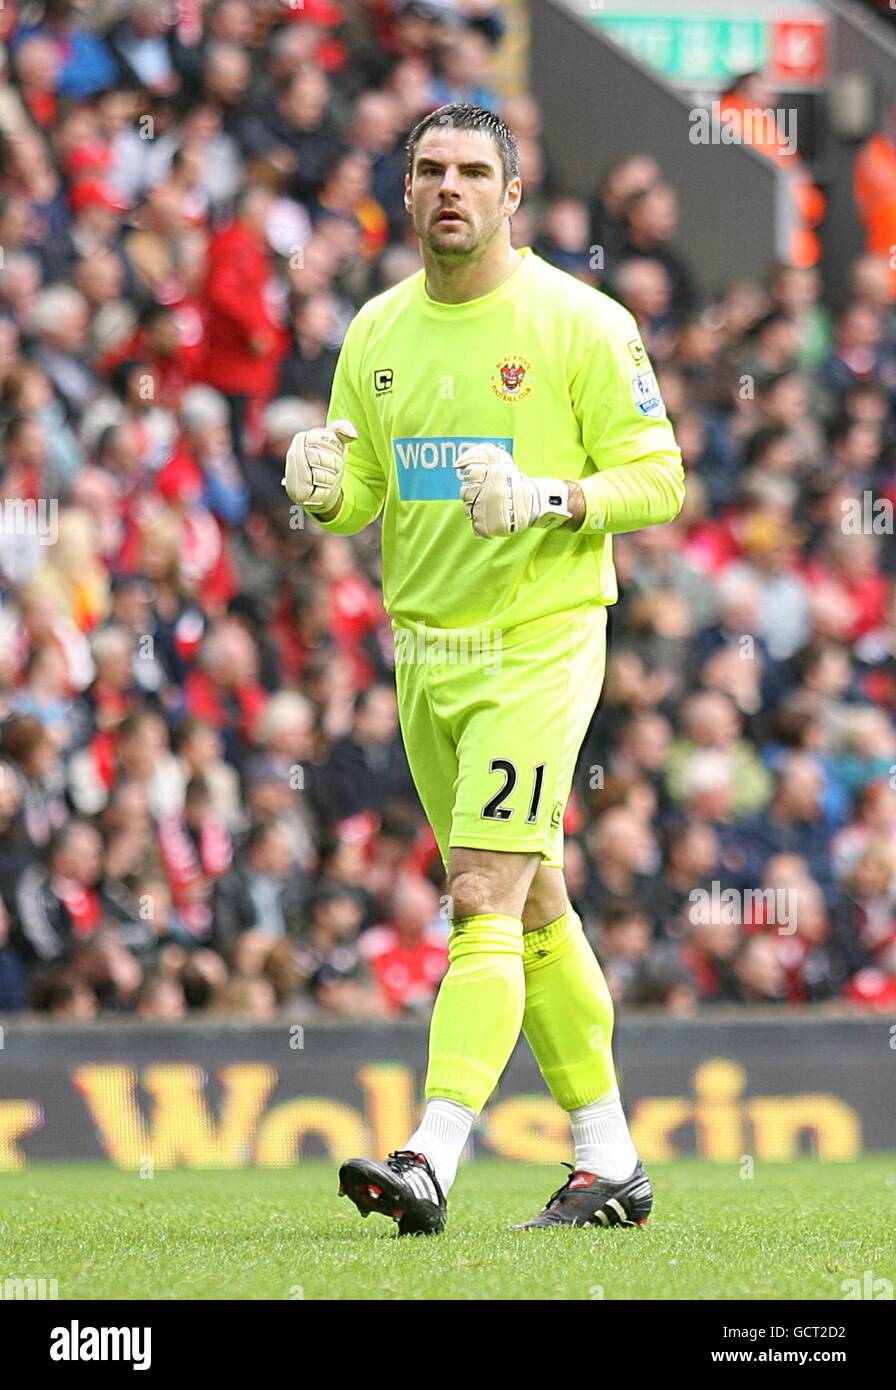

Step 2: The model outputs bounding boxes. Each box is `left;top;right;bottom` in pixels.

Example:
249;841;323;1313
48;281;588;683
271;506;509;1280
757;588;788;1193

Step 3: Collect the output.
522;906;618;1110
424;913;525;1113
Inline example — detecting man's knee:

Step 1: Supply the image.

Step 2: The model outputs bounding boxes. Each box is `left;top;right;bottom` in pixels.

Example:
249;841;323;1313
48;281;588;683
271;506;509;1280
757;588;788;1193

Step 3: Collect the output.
446;848;538;920
447;866;501;919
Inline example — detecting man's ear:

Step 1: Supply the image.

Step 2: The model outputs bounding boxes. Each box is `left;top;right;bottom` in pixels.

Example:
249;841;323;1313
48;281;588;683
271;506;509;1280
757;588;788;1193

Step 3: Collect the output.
504;176;523;218
404;172;413;213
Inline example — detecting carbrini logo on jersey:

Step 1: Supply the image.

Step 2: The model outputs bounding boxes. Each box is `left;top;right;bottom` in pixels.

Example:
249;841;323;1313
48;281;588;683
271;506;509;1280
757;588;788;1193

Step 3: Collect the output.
393;436;514;500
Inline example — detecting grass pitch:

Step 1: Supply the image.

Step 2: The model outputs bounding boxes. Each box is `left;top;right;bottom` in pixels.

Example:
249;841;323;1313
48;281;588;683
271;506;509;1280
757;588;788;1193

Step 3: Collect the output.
2;1158;894;1300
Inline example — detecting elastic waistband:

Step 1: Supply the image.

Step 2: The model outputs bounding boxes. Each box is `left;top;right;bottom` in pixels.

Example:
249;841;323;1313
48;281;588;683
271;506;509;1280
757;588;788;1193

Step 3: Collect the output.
390;603;607;651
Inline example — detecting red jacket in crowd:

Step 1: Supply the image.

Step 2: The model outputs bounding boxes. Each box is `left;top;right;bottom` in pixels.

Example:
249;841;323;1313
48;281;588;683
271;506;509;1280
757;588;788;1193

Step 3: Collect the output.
201;219;287;399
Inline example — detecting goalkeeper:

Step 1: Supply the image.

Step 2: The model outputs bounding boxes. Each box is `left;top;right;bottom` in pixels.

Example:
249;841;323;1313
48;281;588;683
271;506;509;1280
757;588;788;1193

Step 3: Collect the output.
283;104;684;1233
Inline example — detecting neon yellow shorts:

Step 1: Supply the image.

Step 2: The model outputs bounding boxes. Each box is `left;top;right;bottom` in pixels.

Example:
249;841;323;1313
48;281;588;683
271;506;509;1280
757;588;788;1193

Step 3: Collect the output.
393;604;608;870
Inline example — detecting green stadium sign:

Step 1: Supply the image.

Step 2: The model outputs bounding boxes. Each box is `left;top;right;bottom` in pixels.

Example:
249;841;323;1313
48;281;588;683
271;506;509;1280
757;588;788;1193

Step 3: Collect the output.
592;12;828;89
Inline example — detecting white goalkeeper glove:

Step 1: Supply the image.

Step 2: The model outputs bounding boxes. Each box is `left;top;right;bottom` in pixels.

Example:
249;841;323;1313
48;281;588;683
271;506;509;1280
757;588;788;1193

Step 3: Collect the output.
456;442;572;539
282;419;358;513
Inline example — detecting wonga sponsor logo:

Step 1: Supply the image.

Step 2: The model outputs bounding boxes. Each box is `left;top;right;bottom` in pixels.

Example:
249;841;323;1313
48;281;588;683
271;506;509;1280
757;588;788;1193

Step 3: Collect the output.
393;436;513;500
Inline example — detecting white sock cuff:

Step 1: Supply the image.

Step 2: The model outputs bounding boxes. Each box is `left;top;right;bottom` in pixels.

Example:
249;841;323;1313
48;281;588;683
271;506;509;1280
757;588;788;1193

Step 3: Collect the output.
404;1098;477;1196
570;1089;621;1123
570;1089;638;1182
418;1098;478;1145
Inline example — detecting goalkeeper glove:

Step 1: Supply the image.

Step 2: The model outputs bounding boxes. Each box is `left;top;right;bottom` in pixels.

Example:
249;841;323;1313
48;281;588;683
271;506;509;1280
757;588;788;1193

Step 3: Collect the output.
282;420;358;513
456;442;572;539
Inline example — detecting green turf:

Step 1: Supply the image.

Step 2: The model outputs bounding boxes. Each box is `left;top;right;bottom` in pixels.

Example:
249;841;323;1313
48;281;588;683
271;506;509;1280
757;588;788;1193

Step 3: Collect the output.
1;1158;894;1300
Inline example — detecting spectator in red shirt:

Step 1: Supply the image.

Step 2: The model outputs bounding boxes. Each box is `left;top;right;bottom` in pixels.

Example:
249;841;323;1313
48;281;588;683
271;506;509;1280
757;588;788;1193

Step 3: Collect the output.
185;618;268;769
362;876;448;1016
12;35;60;129
805;531;888;644
201;185;287;457
158;776;232;942
108;303;195;411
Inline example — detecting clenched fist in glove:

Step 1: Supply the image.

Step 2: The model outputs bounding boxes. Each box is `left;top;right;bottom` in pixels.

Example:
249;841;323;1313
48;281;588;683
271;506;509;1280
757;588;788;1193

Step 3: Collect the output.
455;442;572;539
282;420;358;513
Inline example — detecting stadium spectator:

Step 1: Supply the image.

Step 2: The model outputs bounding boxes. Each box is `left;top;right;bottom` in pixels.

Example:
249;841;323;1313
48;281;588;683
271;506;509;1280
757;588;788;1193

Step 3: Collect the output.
31;969;98;1019
312;684;415;827
0;895;28;1012
718;71;825;268
276;292;342;406
593;903;656;1006
665;691;773;820
136;972;187;1021
614;183;695;319
0;1;891;1024
854;97;896;294
294;882;387;1017
361;875;447;1014
581;807;658;930
201;186;287;453
212;820;305;952
12;819;149;970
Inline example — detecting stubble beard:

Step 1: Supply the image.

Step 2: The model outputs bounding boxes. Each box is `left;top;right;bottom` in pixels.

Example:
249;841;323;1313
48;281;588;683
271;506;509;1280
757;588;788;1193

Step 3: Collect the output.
415;206;505;263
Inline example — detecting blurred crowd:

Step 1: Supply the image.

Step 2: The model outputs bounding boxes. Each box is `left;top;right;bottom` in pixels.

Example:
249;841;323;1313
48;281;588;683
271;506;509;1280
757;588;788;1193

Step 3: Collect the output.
0;0;893;1024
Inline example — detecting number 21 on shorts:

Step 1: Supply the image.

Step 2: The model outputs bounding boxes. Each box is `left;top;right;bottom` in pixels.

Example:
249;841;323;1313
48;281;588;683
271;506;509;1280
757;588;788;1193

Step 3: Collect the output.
481;759;546;824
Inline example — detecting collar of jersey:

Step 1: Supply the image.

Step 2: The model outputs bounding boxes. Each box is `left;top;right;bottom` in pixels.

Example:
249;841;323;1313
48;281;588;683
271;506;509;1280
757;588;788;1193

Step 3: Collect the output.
417;245;533;319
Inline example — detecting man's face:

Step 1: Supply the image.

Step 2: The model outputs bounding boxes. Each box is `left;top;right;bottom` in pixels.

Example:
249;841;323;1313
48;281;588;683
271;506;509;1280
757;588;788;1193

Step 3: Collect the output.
405;126;521;261
14;420;47;467
356;689;397;744
262;826;293;879
64;828;103;885
147;313;179;355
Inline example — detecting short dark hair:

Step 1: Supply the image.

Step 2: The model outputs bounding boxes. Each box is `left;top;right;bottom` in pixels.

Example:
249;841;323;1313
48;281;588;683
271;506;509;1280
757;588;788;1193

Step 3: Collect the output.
726;71;763;97
245;821;277;857
752;310;793;338
600;903;651;931
4;413;34;447
353;683;392;716
46;818;94;866
827;414;864;450
406;102;519;184
185;775;210;803
138;301;175;330
745;425;790;465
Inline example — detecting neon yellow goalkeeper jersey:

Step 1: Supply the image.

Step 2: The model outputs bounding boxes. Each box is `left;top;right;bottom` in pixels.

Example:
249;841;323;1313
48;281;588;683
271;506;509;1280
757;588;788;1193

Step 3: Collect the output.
320;247;684;630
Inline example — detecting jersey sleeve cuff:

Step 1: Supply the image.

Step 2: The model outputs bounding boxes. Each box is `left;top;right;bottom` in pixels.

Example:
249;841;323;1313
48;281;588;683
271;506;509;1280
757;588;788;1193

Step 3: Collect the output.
577;474;611;533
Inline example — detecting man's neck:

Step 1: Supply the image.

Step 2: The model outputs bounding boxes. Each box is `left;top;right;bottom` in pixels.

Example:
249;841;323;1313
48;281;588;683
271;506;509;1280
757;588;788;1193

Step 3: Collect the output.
422;238;522;305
